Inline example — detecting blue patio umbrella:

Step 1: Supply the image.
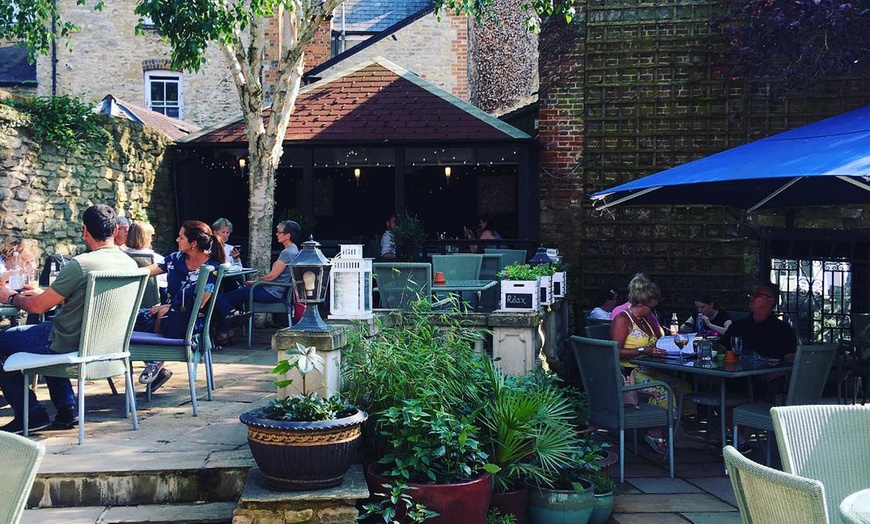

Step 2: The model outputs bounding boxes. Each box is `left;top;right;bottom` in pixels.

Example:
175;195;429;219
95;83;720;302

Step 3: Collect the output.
591;105;870;212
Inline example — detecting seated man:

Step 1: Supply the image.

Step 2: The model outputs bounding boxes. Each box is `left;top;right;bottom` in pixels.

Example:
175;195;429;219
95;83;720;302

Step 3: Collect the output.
215;220;301;343
0;204;137;434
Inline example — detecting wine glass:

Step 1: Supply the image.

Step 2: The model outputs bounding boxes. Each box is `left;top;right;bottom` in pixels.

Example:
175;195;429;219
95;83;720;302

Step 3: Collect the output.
731;336;743;357
674;334;688;363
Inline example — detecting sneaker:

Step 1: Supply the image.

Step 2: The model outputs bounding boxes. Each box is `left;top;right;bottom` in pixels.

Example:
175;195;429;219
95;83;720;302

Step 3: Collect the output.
139;362;164;384
149;368;173;393
226;312;252;327
53;405;79;430
0;411;52;435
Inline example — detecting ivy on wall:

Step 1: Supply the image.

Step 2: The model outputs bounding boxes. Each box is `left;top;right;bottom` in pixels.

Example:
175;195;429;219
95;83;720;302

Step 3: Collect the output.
0;95;110;154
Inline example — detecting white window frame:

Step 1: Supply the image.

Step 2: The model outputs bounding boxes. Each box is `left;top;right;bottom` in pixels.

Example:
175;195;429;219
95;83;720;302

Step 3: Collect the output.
144;71;184;119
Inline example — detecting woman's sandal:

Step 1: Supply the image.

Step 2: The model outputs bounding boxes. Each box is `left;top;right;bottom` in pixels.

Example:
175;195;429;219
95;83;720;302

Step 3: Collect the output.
643;433;668;455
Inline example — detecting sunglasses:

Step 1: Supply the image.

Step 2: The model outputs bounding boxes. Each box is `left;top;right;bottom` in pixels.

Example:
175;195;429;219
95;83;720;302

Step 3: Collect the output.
748;292;774;299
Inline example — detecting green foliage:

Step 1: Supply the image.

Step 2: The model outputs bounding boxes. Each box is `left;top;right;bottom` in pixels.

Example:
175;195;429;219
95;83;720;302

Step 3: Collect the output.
590;473;616;495
393;210;426;261
485;509;517;524
376;397;492;484
0;0;104;59
275;207;314;237
272;342;324;393
360;481;439;523
262;394;353;422
2;95;110;154
498;263;539;281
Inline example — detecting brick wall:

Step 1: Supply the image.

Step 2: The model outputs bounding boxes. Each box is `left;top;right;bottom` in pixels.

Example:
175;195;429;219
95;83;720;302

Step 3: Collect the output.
304;20;335;74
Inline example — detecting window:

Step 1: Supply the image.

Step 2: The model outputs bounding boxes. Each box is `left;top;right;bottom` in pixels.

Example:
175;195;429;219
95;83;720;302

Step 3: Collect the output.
145;72;183;119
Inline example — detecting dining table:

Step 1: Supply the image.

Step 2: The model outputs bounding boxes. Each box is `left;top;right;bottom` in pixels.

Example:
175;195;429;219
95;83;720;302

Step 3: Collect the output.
432;279;497;311
841;488;870;523
629;352;793;451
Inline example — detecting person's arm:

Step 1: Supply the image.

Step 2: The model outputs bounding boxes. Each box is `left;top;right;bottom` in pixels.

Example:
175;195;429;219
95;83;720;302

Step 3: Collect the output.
680;315;695;333
611;314;662;359
261;259;287;282
0;284;64;315
705;317;732;335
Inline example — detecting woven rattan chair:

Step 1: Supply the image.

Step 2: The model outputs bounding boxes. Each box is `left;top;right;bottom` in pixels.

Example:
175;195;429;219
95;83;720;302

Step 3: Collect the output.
733;343;837;465
373;262;432;310
243;280;294;348
3;269;149;444
583;323;612;340
772;404;870;523
484;248;527;269
571;335;675;483
723;445;829;523
0;432;45;524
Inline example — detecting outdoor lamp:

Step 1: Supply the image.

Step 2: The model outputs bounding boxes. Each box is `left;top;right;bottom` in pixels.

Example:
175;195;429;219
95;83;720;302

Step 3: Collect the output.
328;244;373;320
354;168;361;186
289;236;332;330
529;245;552;266
238;157;247;175
444;166;452;184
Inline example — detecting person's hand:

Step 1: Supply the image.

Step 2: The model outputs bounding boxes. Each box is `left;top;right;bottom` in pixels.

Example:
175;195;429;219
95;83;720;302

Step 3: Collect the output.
649;346;666;356
230;247;240;259
697;314;709;327
148;304;170;318
464;226;475;239
18;284;43;296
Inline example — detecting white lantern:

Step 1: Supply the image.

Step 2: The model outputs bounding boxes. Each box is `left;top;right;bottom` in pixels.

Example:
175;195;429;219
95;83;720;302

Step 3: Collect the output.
328;244;373;320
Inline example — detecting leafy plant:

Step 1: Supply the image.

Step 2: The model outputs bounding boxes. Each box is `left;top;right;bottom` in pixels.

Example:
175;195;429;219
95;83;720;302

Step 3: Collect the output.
535;263;557;276
589;473;616;495
2;95;110;154
497;263;539;281
393;210;426;260
360;481;439;523
485;508;517;524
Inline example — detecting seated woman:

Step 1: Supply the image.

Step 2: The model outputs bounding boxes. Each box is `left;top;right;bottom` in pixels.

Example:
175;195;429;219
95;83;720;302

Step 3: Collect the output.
589;287;619;320
215;220;301;344
611;274;691;455
680;293;732;337
137;220;225;390
0;238;40;286
126;221;167;300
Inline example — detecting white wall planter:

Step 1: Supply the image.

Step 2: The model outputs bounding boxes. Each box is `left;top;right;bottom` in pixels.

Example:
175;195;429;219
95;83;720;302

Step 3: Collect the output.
539;275;554;306
553;271;567;298
500;279;540;311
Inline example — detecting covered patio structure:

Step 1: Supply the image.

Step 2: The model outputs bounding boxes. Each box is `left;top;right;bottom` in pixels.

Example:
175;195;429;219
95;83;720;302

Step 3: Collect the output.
173;58;537;254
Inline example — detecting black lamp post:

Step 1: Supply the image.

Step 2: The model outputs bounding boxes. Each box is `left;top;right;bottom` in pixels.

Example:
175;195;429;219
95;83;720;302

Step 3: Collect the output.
289;237;332;330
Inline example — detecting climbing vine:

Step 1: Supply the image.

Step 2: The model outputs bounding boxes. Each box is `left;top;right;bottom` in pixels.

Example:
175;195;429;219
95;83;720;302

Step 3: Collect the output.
0;95;110;154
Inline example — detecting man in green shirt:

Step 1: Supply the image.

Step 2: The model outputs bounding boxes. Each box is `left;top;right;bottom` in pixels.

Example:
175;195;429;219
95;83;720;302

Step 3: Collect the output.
0;204;137;434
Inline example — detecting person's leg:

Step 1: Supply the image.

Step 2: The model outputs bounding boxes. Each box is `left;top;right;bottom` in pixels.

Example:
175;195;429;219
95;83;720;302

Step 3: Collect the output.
250;286;282;303
223;286;252;311
0;322;61;431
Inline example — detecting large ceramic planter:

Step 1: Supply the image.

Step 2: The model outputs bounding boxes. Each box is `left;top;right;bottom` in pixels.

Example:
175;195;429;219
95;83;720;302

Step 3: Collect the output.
525;477;594;524
366;463;492;524
239;408;367;491
490;484;529;523
589;491;615;524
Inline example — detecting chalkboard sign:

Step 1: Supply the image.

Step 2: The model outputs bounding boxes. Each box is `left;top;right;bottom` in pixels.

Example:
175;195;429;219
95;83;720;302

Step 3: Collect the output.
553;281;562;296
505;292;534;309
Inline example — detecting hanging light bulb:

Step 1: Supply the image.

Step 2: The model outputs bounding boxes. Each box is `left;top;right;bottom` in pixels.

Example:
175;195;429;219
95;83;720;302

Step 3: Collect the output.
444;166;452;184
302;270;316;299
354;167;361;186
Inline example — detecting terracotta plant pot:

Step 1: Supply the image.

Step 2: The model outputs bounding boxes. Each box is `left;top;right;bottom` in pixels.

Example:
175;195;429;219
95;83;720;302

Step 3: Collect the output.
366;463;492;524
525;477;594;524
490;484;529;523
239;408;367;491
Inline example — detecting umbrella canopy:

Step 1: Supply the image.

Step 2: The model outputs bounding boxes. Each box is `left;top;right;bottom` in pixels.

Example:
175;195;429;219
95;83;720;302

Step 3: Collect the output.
591;105;870;212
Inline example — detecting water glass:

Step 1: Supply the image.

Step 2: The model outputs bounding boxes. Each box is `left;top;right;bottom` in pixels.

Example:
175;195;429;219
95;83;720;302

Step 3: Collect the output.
699;340;713;362
731;336;743;356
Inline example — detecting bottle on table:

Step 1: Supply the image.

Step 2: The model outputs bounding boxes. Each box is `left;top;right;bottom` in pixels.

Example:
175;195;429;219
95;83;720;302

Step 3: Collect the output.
696;315;706;337
670;313;679;335
48;261;60;287
7;251;23;289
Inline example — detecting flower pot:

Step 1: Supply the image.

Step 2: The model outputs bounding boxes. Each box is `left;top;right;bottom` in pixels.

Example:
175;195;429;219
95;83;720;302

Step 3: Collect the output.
490;484;529;523
525;477;594;524
589;491;615;524
500;279;540;311
366;463;492;524
239;408;367;491
593;449;619;480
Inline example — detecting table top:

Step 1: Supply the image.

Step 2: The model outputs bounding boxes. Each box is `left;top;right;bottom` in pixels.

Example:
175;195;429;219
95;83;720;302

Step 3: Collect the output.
629;354;792;378
224;267;258;277
841;488;870;524
432;280;497;292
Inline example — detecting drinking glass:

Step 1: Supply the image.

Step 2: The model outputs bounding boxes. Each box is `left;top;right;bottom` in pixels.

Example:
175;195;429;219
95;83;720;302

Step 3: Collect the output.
674;334;688;363
731;336;743;356
699;340;713;362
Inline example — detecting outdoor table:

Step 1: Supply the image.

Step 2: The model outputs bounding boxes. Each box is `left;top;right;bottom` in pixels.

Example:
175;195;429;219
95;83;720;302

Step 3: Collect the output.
629;354;792;452
432;280;497;311
225;267;258;278
841;488;870;523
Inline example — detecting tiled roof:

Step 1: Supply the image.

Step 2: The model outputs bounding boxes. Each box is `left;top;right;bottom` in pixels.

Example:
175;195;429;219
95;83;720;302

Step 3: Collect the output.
340;0;432;32
183;58;529;144
0;45;36;86
99;95;200;141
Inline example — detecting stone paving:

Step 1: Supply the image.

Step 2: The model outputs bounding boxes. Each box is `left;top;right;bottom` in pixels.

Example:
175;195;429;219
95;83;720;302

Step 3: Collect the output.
3;327;754;523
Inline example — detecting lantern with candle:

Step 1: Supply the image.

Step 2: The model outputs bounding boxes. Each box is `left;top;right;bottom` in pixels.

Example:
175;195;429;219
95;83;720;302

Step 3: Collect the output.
288;237;332;330
328;244;373;320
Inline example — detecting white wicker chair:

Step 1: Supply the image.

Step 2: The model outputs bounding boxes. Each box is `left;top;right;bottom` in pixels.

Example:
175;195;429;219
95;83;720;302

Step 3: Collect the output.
724;445;829;523
0;432;45;524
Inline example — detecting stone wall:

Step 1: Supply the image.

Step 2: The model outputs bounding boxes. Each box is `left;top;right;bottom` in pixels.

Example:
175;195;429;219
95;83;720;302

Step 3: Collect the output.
537;0;870;317
0;103;176;257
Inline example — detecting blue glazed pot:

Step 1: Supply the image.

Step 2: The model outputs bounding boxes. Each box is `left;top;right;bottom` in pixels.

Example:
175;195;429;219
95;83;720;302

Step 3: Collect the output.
525;477;594;524
589;491;615;524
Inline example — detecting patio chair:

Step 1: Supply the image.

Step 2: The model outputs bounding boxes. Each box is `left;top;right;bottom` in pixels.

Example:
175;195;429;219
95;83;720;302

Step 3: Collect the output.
772;404;870;524
583;323;612;340
432;254;483;307
723;445;829;523
0;432;45;524
128;264;225;416
373;262;432;310
3;269;149;444
126;252;161;308
484;248;527;270
571;335;675;483
243;280;295;348
733;343;837;465
479;253;502;311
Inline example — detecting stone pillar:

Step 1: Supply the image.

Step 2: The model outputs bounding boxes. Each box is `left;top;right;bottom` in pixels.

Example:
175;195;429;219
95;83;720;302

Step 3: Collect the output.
489;310;543;375
272;326;348;399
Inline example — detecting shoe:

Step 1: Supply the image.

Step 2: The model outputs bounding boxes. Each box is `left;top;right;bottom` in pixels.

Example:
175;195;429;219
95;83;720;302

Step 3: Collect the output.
215;331;235;346
1;411;51;435
149;369;173;393
53;405;79;430
736;442;753;454
643;433;668;455
139;362;164;384
226;311;252;327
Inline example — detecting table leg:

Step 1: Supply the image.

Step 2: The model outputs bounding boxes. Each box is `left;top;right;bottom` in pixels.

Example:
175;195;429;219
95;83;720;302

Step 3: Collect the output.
673;371;688;442
720;379;727;452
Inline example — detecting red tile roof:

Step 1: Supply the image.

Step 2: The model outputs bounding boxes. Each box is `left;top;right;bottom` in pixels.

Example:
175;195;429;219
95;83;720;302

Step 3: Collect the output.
99;95;200;141
184;59;528;144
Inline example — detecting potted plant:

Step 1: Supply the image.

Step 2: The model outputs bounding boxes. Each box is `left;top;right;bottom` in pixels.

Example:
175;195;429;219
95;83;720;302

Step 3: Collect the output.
238;342;368;490
498;263;540;311
524;441;603;524
588;474;616;524
393;210;426;261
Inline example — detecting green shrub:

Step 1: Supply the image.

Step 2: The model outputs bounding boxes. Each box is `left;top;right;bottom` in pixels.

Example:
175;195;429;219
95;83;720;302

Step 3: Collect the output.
3;95;109;154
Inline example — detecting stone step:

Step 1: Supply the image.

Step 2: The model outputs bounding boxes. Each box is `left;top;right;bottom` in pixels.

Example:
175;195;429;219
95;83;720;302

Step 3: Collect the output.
22;501;238;523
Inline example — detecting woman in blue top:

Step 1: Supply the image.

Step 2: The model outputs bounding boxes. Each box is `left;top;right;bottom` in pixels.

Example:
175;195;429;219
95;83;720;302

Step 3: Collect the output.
138;220;224;389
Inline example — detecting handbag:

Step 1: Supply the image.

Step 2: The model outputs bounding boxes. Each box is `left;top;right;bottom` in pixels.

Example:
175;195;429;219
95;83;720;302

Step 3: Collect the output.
623;368;640;409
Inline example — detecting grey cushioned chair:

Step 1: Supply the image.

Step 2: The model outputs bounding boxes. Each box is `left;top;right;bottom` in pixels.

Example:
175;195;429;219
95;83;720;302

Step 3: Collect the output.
3;269;149;444
723;445;829;523
583;323;612;340
128;264;225;416
373;262;432;310
243;280;294;348
484;248;527;269
571;335;675;483
0;432;45;524
126;252;161;308
772;404;870;524
733;343;837;465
